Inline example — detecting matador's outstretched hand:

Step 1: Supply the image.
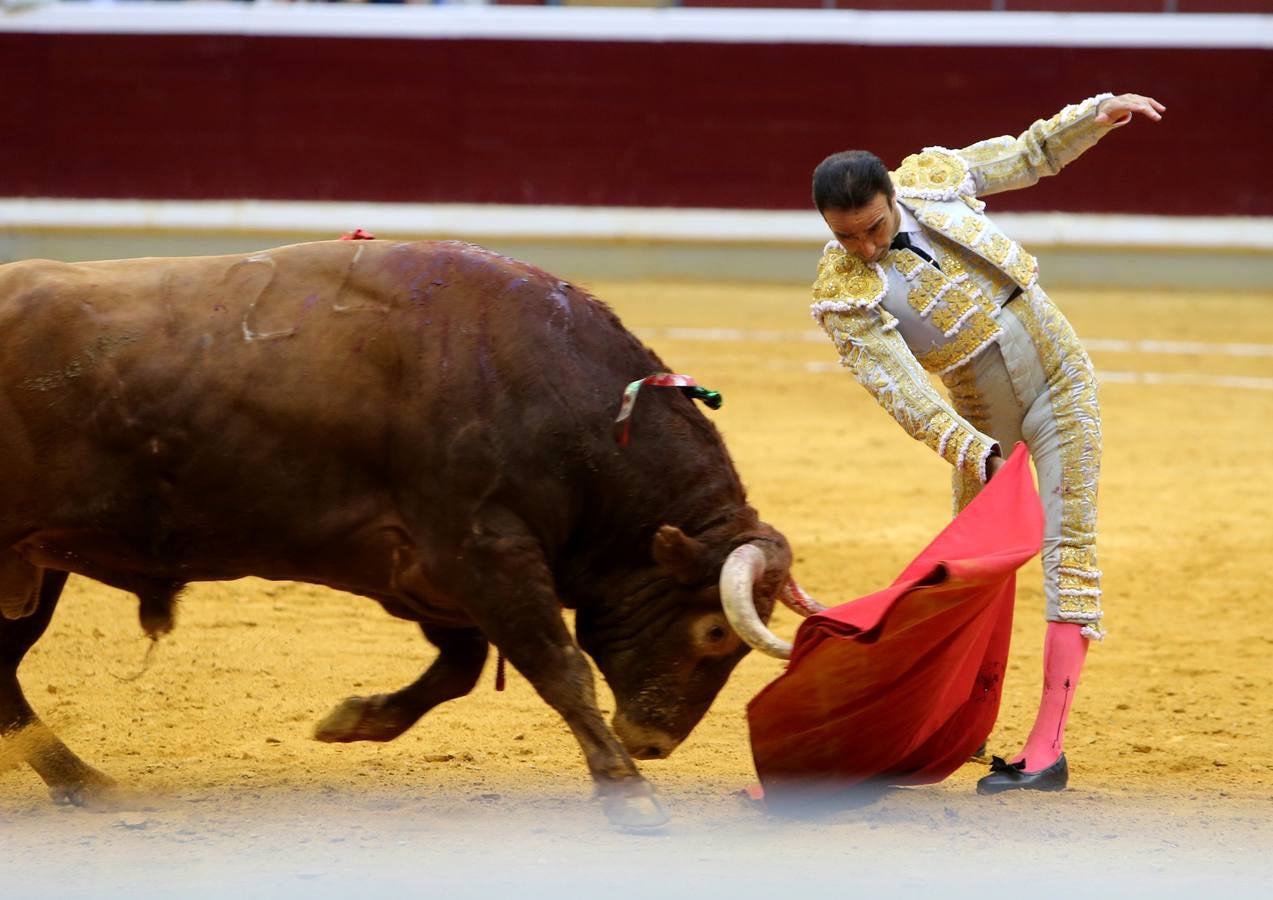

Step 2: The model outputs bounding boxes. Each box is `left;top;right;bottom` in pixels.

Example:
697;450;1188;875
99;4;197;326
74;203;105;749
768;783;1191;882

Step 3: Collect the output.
1095;93;1166;125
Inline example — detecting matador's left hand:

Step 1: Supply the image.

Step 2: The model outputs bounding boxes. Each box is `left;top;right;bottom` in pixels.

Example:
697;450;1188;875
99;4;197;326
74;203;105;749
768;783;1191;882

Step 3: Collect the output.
1096;93;1166;125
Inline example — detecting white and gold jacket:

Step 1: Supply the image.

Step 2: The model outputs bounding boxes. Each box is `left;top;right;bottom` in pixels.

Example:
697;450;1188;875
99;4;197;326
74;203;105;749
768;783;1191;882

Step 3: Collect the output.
812;93;1122;484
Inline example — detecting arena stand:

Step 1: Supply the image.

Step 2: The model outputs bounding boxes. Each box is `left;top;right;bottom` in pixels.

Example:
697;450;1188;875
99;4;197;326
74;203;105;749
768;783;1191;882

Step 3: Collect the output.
1;1;1270;286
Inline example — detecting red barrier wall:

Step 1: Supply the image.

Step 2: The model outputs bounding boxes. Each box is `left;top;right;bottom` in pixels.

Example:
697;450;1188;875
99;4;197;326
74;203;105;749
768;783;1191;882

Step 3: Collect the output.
2;31;1269;215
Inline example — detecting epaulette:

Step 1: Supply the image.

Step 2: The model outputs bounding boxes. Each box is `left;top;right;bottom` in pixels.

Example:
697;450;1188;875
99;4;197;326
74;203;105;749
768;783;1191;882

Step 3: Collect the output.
890;148;975;202
810;242;891;328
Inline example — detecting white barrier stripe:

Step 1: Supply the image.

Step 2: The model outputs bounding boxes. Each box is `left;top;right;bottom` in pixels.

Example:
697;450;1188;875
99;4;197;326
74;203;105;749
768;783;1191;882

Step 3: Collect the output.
5;200;1273;250
636;327;1273;358
1084;338;1273;358
3;6;1270;49
776;362;1273;391
1094;371;1273;391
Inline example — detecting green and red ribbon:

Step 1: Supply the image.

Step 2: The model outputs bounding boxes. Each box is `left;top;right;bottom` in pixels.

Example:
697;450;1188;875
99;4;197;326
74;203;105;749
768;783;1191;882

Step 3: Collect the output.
614;373;723;446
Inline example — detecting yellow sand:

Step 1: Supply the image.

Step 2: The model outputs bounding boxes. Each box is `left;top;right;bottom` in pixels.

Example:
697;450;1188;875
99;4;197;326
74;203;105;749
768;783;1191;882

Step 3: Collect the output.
2;282;1270;877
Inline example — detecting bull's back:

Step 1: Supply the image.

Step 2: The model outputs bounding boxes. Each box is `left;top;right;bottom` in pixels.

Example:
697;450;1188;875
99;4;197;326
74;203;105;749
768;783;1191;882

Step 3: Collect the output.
0;241;659;546
2;239;638;412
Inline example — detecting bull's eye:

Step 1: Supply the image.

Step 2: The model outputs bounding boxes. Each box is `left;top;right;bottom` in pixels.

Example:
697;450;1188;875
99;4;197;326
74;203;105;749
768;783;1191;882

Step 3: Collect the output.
692;615;738;656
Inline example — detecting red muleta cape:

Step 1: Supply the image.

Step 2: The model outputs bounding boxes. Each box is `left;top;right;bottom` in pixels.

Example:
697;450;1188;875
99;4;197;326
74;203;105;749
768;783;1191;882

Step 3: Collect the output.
747;445;1043;809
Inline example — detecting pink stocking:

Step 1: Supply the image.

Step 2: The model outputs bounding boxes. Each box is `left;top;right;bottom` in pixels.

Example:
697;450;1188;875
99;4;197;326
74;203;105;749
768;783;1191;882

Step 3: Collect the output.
1013;621;1088;771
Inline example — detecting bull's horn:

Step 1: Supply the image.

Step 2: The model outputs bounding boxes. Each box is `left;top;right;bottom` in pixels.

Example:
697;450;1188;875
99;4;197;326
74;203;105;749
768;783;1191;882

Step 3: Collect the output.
781;577;826;618
719;543;792;660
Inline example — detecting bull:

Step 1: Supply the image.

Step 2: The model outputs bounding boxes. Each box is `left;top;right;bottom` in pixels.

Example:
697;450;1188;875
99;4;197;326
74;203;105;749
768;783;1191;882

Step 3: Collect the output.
0;239;793;828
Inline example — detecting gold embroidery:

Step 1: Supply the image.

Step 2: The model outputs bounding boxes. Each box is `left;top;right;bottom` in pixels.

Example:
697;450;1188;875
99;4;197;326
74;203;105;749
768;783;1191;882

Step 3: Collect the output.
1005;247;1039;286
929;288;977;335
930;232;1019;302
891;249;926;280
819;309;994;484
958;94;1112;197
919;210;952;231
950;468;982;516
904;265;947;317
941;364;992;514
1059;546;1099;573
969;253;1014;299
813;246;883;305
937;250;970;282
1012;292;1104;635
979;232;1014;268
892;150;968;197
909;201;1037;291
953;136;1016;166
915;310;1002;375
947;216;986;248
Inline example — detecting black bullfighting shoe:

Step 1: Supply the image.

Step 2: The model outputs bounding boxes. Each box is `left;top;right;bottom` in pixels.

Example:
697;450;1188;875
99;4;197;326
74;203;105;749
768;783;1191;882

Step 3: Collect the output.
975;753;1068;795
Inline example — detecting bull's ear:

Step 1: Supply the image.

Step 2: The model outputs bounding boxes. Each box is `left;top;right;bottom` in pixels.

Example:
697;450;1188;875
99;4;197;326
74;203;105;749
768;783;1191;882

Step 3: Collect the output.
652;525;711;585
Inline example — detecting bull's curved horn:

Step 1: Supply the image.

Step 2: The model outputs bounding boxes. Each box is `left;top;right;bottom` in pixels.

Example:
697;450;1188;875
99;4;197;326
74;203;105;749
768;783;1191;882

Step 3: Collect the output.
781;577;826;618
719;543;792;660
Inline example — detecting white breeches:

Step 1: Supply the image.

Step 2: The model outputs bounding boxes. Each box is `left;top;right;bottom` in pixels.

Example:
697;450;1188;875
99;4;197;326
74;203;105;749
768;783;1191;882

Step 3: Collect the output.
942;288;1104;639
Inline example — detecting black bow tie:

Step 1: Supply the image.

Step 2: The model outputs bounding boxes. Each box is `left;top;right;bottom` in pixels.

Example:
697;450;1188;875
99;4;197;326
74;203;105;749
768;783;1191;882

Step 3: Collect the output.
890;231;940;270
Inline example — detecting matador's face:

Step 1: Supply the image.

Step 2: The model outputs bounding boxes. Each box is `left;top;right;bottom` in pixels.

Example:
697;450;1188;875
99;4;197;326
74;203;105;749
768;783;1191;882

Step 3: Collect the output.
823;192;901;265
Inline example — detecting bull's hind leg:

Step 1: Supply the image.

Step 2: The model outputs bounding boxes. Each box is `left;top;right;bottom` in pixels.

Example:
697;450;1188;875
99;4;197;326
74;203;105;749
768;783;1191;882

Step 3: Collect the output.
0;568;120;807
436;514;668;830
313;624;488;743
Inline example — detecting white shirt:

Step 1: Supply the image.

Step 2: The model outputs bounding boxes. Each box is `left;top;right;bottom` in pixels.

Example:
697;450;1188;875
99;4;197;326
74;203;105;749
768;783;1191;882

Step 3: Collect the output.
881;205;955;357
895;205;941;264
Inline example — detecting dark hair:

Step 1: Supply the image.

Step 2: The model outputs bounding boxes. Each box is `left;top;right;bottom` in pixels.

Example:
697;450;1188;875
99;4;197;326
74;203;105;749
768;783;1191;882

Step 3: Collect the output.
812;150;893;214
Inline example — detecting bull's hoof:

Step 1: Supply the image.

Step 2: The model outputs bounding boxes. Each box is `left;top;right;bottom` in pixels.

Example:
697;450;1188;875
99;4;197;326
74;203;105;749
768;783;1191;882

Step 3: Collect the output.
48;770;124;810
599;785;669;832
313;695;408;743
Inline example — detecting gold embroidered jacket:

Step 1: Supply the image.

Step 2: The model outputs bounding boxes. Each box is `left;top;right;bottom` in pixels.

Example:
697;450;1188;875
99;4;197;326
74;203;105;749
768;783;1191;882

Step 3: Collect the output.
812;93;1120;484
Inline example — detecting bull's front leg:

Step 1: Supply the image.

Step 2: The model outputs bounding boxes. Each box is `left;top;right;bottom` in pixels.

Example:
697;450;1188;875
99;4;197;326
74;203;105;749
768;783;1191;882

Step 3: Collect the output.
531;643;669;831
439;521;668;831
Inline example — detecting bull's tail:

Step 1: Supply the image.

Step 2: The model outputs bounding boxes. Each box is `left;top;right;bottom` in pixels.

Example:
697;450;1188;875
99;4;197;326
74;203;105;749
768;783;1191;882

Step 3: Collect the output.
138;581;185;640
107;581;186;682
108;637;161;684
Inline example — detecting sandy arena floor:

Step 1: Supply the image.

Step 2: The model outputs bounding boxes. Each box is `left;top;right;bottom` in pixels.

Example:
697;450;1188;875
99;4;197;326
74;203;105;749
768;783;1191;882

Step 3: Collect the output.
1;278;1271;897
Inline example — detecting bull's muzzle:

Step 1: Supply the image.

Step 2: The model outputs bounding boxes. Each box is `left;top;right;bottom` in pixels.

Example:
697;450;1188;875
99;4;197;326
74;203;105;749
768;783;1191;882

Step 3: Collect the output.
612;713;681;760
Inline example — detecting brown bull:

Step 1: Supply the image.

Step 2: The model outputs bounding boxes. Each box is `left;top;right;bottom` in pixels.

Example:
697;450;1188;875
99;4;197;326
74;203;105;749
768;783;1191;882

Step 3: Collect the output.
0;239;791;828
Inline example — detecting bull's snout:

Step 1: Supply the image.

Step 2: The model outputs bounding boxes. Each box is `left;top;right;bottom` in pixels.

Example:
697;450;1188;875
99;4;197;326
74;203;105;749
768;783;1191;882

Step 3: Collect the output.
612;713;682;760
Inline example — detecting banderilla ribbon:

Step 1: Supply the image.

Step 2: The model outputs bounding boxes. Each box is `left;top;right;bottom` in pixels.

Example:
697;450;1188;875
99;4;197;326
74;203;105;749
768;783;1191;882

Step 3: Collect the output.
614;373;723;447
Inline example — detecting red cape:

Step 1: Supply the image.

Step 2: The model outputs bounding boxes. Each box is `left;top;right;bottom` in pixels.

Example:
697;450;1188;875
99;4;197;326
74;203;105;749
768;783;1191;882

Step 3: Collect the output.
747;445;1042;808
